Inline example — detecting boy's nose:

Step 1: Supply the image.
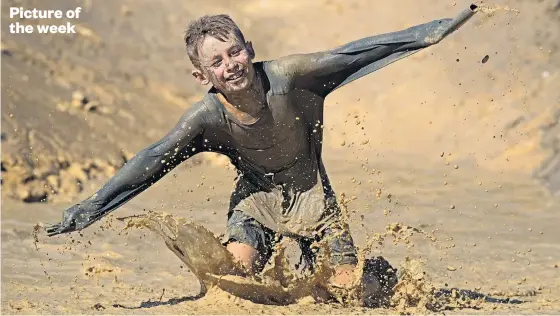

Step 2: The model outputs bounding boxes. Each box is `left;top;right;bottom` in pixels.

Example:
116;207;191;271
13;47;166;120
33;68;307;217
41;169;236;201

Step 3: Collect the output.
225;59;238;71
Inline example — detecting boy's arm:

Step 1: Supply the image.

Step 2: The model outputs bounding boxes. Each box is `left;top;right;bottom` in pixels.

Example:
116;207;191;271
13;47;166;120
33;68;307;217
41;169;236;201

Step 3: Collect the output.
280;4;477;96
46;102;211;236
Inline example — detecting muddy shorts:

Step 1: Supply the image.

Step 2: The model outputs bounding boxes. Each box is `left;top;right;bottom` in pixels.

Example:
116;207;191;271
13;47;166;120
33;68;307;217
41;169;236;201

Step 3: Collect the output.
223;177;358;270
225;210;358;271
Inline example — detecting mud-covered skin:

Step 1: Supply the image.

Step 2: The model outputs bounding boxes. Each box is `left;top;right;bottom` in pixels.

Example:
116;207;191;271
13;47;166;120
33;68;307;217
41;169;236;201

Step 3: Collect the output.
48;17;466;236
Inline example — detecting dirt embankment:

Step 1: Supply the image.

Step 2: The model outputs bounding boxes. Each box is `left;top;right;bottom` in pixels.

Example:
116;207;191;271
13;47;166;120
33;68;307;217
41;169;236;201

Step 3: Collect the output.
1;0;277;202
1;0;559;204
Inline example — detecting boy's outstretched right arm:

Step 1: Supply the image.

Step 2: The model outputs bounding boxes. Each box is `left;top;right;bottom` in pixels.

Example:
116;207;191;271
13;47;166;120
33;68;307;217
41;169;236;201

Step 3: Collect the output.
46;103;210;236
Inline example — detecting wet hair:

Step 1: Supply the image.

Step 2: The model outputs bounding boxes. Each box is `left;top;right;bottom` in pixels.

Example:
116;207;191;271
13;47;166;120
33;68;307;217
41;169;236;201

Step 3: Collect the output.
184;14;246;69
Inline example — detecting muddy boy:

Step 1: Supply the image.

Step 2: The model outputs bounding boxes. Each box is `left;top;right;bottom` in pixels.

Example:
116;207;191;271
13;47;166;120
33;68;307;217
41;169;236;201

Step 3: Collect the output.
48;5;477;291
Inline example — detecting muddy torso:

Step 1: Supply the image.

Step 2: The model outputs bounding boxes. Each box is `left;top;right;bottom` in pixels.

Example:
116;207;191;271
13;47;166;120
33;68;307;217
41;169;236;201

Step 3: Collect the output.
203;62;326;193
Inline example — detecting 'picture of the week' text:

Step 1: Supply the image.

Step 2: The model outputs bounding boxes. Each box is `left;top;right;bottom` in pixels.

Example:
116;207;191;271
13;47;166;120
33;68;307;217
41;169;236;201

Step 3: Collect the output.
9;7;82;34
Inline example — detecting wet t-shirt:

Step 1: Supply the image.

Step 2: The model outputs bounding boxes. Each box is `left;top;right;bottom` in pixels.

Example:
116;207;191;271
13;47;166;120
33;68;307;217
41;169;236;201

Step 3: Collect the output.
205;67;327;193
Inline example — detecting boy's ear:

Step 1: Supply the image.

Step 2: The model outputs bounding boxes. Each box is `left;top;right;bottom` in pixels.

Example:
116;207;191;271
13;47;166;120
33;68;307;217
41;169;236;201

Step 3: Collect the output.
246;41;255;59
192;69;210;85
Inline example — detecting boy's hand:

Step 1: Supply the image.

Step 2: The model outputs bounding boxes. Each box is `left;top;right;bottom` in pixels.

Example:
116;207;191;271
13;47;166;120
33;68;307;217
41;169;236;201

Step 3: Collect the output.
46;203;98;236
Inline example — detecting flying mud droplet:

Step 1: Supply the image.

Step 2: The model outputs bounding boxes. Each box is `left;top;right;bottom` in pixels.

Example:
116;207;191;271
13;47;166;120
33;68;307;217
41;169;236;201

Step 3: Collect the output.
481;55;489;64
31;223;52;283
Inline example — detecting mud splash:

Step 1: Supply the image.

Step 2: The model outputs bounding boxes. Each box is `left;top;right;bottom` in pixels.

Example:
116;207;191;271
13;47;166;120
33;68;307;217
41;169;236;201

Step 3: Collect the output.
390;258;485;313
31;222;53;284
28;204;529;314
475;1;520;15
116;210;490;312
472;1;521;27
119;211;334;305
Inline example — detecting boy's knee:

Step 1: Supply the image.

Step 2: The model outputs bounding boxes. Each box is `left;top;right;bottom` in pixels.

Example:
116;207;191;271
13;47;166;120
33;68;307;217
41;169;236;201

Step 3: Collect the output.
330;263;358;288
226;241;262;273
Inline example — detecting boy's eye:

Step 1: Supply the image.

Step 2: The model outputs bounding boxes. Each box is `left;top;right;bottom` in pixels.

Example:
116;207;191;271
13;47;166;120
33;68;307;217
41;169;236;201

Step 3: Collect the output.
230;49;242;57
212;60;222;67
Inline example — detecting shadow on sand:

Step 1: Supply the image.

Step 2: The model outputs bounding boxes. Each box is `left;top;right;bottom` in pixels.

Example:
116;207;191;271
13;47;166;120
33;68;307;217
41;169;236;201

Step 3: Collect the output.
112;292;206;309
111;286;523;310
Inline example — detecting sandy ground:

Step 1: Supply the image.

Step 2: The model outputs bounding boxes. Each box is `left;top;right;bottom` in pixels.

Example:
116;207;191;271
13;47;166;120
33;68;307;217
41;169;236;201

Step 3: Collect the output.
3;155;560;314
2;0;560;314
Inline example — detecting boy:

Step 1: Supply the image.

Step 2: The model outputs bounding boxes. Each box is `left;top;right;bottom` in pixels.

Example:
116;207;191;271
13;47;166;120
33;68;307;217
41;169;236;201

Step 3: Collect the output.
47;5;477;289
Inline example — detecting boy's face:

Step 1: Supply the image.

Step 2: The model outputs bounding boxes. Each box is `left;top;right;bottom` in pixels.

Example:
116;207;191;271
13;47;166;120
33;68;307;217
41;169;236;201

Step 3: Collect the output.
192;34;255;93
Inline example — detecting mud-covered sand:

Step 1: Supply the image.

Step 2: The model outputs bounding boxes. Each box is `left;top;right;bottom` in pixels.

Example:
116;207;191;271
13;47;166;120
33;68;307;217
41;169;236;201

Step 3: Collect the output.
3;156;560;314
2;0;560;314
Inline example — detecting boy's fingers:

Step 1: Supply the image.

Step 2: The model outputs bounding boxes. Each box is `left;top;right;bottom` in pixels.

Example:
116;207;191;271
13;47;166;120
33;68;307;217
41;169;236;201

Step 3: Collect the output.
45;224;60;233
45;223;70;236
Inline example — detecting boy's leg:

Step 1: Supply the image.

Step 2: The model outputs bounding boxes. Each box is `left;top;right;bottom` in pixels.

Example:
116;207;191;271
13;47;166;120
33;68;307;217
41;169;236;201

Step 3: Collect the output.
226;242;261;273
323;223;359;287
331;263;357;287
299;220;358;287
223;210;277;274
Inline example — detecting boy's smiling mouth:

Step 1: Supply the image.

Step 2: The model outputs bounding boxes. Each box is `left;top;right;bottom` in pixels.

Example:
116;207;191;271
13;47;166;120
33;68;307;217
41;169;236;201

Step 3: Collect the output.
227;69;245;82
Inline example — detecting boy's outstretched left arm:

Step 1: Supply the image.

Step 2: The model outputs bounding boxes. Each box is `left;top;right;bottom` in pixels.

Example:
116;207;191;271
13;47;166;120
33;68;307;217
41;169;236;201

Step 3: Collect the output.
280;4;478;97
